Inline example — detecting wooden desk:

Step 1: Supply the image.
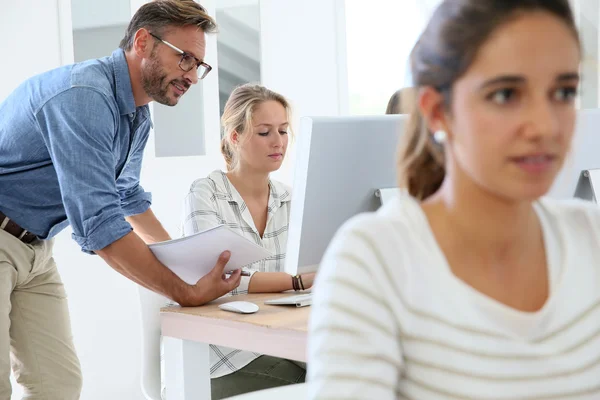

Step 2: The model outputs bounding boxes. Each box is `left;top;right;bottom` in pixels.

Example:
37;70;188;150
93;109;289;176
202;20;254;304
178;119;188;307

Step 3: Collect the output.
161;292;310;400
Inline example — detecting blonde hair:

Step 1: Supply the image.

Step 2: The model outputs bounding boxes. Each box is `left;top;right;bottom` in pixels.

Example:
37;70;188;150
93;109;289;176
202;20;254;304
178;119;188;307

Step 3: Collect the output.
221;84;292;171
386;87;416;115
397;0;579;200
119;0;217;51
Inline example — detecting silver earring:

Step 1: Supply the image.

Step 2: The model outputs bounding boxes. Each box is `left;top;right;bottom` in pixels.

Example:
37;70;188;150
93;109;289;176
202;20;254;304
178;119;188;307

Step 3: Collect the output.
433;130;447;144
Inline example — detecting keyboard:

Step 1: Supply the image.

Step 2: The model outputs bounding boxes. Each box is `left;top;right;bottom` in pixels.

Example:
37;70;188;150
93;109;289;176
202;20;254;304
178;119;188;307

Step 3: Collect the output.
264;293;312;307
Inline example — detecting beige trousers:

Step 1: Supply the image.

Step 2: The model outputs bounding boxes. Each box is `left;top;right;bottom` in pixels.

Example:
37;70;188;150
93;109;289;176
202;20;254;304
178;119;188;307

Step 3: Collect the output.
0;230;82;399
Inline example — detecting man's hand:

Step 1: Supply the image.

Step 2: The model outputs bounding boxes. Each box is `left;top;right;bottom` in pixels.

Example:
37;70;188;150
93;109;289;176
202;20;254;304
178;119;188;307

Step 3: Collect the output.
96;232;241;307
182;251;242;306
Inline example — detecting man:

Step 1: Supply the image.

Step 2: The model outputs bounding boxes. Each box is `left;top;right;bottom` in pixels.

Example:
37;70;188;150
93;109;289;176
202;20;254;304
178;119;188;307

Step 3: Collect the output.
0;1;241;398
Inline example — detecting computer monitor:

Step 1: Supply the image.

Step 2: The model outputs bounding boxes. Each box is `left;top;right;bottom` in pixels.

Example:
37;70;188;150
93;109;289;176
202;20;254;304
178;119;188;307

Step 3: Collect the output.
284;109;600;275
549;108;600;199
284;115;408;275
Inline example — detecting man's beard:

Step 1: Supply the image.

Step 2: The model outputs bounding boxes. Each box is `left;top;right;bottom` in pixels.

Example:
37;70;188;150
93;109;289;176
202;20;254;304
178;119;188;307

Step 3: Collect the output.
142;51;176;106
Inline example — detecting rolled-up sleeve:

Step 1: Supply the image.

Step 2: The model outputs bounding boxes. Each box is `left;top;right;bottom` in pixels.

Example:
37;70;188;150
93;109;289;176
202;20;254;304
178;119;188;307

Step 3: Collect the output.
116;125;152;217
35;87;132;253
118;182;152;217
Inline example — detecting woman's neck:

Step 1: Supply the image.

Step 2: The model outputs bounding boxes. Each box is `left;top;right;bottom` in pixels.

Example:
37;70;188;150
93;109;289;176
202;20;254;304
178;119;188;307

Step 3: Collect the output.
423;170;540;263
226;168;270;200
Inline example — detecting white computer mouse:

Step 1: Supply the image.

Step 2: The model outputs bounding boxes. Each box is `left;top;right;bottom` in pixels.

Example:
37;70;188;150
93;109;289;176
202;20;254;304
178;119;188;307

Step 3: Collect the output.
218;301;260;314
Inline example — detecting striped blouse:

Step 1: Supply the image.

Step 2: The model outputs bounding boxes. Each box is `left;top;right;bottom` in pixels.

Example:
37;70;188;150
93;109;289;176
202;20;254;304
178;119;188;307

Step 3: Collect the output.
183;169;292;378
307;192;600;399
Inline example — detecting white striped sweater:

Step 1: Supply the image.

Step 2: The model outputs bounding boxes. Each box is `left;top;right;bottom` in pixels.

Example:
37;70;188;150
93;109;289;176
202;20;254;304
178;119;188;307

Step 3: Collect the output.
307;193;600;400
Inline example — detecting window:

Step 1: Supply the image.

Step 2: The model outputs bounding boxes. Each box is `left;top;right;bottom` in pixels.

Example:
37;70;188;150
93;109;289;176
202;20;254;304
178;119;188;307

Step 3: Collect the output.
345;0;599;112
344;0;435;115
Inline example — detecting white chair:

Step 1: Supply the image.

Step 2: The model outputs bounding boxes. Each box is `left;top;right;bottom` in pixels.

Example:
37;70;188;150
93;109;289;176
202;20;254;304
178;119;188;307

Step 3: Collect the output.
225;383;308;399
137;285;170;400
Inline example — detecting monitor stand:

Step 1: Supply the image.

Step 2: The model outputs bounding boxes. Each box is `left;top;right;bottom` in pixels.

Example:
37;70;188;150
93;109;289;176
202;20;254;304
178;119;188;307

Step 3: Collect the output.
375;188;399;206
574;169;600;203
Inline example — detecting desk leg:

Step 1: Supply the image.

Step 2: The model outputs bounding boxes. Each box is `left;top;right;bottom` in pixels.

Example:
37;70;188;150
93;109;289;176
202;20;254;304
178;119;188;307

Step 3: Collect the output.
164;336;211;400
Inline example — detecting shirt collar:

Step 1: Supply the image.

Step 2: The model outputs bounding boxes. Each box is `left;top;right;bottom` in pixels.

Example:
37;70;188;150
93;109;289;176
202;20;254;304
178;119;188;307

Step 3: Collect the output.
268;178;291;211
209;170;292;207
110;48;137;116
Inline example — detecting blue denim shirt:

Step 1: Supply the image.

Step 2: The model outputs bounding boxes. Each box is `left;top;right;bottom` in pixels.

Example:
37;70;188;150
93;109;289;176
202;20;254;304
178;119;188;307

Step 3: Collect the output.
0;49;152;253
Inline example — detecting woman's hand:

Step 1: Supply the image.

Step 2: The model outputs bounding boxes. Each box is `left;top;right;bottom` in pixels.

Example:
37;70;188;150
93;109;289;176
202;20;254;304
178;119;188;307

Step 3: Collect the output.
301;272;316;290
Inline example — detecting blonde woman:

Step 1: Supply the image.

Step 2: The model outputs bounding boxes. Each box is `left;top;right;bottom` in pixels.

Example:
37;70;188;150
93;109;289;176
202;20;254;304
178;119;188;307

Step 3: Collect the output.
308;0;600;399
182;84;314;399
385;87;416;115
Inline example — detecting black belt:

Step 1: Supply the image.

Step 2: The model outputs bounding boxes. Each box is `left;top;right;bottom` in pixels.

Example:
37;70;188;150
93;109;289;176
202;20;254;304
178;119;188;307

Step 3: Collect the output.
0;211;37;244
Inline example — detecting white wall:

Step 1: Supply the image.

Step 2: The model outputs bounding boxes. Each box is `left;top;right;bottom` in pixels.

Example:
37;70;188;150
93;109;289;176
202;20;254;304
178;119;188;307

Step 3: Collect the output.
345;0;426;115
259;0;348;186
0;0;71;100
71;0;131;30
73;25;127;62
572;0;600;108
222;3;260;32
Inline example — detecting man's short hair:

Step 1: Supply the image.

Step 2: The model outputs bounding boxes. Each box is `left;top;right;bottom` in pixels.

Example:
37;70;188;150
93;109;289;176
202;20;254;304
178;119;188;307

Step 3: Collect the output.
119;0;217;51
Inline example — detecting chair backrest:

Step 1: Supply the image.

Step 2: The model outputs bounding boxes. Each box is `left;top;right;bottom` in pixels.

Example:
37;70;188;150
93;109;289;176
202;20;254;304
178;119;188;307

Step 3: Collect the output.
225;383;308;399
137;285;169;400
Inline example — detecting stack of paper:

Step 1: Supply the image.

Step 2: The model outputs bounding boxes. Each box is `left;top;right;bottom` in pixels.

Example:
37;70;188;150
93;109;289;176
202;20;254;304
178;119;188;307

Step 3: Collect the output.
149;225;272;284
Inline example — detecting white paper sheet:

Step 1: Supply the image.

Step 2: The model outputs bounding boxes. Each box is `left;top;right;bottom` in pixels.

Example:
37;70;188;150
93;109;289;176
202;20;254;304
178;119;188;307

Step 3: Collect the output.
148;225;273;285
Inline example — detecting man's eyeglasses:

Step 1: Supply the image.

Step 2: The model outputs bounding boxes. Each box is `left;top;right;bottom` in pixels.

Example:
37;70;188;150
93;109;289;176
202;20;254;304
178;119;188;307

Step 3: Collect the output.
149;32;212;80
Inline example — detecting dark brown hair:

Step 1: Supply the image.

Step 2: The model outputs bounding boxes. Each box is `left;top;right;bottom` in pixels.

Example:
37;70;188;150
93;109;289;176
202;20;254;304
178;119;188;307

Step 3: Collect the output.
119;0;217;51
397;0;580;200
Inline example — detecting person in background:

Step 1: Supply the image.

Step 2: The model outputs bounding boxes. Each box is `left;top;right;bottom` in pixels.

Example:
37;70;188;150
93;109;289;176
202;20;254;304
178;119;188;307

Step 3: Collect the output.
181;83;314;399
385;87;416;114
0;1;241;398
307;0;600;399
